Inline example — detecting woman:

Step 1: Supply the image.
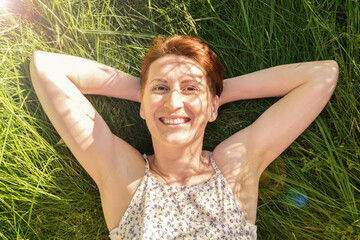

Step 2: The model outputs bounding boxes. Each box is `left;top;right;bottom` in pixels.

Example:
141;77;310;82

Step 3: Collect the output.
30;35;338;239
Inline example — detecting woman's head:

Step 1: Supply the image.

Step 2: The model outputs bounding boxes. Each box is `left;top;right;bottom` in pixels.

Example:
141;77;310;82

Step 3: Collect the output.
140;35;225;98
139;36;225;146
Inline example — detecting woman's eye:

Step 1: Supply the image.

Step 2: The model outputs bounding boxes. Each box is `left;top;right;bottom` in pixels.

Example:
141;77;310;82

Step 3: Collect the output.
183;86;197;92
152;86;169;92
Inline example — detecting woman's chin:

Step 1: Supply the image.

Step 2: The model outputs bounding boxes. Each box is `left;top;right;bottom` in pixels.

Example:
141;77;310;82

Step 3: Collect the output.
155;133;199;146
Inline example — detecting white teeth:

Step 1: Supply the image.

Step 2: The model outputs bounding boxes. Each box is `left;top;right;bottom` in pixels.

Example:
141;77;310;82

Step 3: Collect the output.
162;118;186;124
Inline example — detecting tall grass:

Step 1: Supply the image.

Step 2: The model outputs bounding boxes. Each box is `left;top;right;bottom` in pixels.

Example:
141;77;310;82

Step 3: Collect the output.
0;0;359;239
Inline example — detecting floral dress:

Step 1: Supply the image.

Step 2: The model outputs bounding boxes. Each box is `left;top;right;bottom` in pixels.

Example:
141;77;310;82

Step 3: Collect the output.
109;153;257;240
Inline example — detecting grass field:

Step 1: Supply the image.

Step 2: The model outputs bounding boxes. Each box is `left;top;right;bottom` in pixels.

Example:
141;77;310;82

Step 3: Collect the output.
0;0;359;239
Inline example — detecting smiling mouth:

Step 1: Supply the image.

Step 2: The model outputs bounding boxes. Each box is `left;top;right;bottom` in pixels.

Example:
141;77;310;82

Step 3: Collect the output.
159;117;191;125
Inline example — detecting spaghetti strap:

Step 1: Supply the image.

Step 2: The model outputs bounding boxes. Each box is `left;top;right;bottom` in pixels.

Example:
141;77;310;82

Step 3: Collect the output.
142;154;148;162
142;154;149;171
209;152;221;173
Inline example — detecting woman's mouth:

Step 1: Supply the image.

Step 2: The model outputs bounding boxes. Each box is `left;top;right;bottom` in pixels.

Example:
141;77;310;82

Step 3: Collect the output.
159;117;191;125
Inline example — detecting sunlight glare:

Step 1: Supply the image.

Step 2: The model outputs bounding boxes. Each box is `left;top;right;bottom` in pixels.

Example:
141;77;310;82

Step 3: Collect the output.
0;0;8;9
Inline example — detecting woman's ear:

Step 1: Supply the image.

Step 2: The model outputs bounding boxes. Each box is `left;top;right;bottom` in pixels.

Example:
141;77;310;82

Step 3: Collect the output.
209;95;219;122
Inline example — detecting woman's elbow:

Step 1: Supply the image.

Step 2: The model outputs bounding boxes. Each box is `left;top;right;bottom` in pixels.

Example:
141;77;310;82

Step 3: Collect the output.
30;51;59;80
324;60;339;85
317;60;339;95
313;60;339;89
30;51;42;82
30;51;46;75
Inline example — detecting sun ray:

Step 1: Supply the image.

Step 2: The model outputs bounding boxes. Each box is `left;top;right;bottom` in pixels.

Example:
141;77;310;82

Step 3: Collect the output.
0;0;8;9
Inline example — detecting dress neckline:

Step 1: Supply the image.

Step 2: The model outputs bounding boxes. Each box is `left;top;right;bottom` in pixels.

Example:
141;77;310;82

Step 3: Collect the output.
142;153;220;188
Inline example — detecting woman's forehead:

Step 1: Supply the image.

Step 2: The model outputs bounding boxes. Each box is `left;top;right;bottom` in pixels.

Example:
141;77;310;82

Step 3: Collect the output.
148;55;205;81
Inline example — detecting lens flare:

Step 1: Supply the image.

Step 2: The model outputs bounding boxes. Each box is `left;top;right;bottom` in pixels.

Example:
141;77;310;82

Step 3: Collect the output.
286;187;308;208
258;157;286;199
0;0;8;9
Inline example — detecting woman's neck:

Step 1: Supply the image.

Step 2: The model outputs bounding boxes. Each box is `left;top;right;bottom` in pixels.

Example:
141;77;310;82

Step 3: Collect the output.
150;139;212;185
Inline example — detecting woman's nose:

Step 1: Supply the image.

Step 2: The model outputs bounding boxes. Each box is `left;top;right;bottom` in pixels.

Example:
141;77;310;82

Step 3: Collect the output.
164;89;183;110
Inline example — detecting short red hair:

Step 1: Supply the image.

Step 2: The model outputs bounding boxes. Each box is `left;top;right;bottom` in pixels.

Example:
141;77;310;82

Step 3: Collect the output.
140;35;225;97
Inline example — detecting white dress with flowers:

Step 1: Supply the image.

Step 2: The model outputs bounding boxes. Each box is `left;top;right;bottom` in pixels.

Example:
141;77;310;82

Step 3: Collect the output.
109;153;257;240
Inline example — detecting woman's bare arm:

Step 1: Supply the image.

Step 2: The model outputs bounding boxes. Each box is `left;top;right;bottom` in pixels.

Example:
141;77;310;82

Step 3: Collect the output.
30;51;144;187
33;51;141;101
215;60;339;176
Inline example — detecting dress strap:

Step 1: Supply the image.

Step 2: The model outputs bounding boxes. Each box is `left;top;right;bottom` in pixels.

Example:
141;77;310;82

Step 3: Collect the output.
209;152;221;173
142;154;150;172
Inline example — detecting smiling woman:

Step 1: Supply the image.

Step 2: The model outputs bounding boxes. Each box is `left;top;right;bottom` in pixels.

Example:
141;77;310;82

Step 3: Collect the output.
140;55;217;148
29;34;338;239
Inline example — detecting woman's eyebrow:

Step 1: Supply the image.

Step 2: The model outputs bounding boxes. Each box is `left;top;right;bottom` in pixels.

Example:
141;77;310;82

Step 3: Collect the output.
149;78;202;84
181;79;205;87
149;78;168;84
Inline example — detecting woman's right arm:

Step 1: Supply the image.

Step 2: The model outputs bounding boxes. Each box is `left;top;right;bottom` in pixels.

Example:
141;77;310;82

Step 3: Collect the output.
30;51;144;187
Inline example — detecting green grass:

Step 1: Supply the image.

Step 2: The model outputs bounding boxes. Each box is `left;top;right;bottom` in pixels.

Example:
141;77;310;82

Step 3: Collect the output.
0;0;359;239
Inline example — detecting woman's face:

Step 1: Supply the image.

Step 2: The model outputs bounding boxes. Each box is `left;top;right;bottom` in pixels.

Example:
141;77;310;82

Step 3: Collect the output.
140;54;219;146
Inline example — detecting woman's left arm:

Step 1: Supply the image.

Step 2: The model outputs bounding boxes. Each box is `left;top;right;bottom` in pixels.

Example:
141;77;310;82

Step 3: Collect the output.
217;60;339;176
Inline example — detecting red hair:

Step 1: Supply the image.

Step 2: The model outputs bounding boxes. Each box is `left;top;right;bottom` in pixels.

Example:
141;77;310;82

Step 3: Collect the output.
140;35;225;97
